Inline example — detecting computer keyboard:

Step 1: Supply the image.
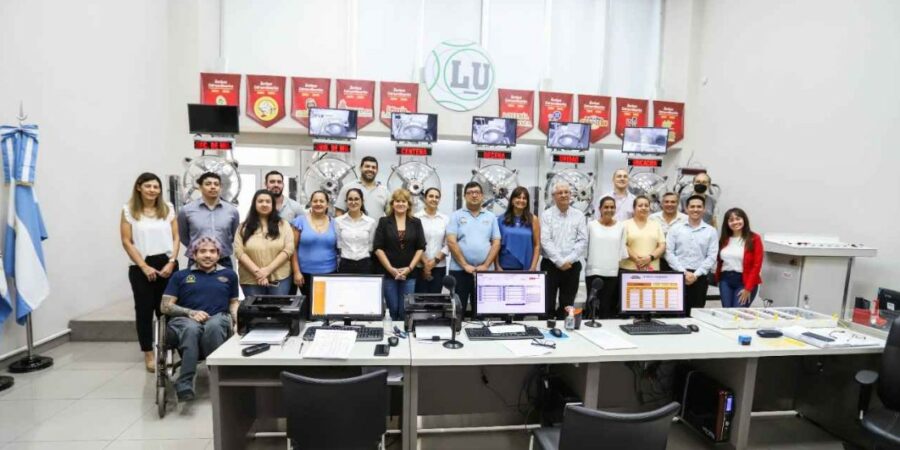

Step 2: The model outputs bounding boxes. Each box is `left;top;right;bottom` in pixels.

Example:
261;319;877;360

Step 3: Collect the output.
465;326;545;341
302;326;384;342
620;323;691;336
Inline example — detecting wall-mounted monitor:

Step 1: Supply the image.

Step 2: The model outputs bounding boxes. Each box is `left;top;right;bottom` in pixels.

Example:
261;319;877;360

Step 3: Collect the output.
188;104;239;135
546;121;590;150
308;108;358;140
391;113;438;143
622;127;669;154
471;116;517;146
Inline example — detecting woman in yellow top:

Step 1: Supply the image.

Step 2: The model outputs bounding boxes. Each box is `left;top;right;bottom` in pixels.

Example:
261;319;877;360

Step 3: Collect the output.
234;189;295;296
621;195;666;271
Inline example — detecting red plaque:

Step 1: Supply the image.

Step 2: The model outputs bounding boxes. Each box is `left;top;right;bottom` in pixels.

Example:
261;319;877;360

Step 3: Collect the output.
380;82;419;128
615;97;649;139
538;92;574;135
498;89;535;138
246;75;286;128
200;73;241;106
291;77;331;128
336;79;376;130
653;101;685;146
577;94;612;143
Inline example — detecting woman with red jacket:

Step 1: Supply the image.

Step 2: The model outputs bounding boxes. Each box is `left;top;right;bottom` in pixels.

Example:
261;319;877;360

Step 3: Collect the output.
715;208;763;307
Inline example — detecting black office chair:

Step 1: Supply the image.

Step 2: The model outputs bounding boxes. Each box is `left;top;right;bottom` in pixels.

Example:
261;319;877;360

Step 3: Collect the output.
532;401;681;450
280;369;388;450
855;316;900;449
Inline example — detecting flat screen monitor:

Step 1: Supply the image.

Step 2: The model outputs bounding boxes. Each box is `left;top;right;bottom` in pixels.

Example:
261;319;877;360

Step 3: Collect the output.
391;112;438;142
619;271;685;317
622;127;669;154
308;108;358;140
474;271;547;319
877;288;900;321
188;104;239;135
546;121;590;150
309;274;384;321
471;116;517;146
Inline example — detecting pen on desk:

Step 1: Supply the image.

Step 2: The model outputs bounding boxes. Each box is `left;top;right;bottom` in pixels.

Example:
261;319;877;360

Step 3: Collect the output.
298;340;305;356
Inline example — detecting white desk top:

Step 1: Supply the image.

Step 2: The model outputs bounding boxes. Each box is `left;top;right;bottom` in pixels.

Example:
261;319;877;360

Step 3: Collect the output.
207;322;410;367
701;324;884;358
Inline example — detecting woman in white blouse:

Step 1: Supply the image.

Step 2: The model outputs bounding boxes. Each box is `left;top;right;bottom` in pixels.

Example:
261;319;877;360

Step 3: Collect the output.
335;188;377;273
414;187;449;293
120;172;179;372
585;196;627;319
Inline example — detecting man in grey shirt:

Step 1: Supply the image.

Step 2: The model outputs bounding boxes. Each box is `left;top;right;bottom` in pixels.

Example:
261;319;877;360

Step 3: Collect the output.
177;172;240;268
335;156;390;220
264;170;304;223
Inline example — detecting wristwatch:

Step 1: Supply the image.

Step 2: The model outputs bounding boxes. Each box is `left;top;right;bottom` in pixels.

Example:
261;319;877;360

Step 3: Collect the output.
650;254;656;261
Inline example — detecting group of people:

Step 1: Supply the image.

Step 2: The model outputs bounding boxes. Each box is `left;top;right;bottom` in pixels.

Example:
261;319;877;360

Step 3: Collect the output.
119;159;763;401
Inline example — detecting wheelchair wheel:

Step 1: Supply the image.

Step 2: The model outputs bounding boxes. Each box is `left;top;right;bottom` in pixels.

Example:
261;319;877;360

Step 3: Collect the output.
156;382;167;418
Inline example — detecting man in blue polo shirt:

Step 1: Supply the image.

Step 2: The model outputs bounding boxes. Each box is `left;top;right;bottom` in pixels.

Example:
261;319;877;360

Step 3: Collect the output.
447;181;501;317
162;236;239;401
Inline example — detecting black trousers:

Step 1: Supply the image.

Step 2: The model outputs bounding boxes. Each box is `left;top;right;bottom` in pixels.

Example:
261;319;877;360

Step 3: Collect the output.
584;275;619;319
339;257;372;274
449;270;475;318
684;269;710;317
542;259;582;319
127;254;178;352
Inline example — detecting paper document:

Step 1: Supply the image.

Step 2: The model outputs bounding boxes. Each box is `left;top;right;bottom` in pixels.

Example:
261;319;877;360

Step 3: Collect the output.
782;326;883;349
502;340;553;357
579;329;638;350
415;325;451;340
240;328;290;345
303;329;357;359
488;324;526;334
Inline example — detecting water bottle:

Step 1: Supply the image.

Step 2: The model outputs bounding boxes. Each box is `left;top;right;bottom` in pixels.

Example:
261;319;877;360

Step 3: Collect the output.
565;310;576;331
384;308;393;334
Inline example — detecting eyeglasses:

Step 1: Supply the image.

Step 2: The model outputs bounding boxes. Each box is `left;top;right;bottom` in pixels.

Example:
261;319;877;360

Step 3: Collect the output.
465;190;482;196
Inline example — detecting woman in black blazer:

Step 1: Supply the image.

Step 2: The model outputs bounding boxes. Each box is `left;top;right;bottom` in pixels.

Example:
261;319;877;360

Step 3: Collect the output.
374;188;426;320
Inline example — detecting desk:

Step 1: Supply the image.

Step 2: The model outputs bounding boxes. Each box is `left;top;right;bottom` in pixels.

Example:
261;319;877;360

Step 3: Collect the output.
207;319;884;450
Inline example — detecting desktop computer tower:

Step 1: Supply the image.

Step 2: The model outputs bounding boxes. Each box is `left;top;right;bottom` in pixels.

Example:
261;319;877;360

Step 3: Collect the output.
679;370;734;443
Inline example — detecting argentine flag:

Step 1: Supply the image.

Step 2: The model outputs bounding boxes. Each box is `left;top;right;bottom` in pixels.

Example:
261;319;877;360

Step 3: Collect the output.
0;125;49;325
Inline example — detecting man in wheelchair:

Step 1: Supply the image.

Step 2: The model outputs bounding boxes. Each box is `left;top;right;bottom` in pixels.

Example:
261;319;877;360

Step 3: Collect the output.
161;236;239;402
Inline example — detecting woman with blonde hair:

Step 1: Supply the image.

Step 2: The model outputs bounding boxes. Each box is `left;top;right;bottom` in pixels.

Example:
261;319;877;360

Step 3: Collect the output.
374;189;426;320
120;172;179;372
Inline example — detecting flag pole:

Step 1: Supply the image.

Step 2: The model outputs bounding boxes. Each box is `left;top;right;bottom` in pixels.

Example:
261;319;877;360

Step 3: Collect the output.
8;313;53;373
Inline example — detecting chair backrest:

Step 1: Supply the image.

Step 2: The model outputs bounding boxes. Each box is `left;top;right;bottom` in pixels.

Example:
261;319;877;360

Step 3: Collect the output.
281;369;388;450
878;317;900;411
558;402;681;450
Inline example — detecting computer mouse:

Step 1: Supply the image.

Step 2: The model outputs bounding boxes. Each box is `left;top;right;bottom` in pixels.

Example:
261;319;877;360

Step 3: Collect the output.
687;324;700;332
756;329;783;338
550;328;563;338
388;336;399;347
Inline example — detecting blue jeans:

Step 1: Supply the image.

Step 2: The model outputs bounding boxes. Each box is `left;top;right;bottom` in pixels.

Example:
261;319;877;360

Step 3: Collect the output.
166;313;232;394
719;271;758;308
241;277;292;297
383;276;415;320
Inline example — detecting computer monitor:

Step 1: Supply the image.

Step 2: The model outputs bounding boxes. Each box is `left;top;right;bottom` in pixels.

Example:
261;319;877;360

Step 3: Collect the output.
546;121;590;150
474;271;547;322
308;108;358;139
187;104;239;135
622;127;669;154
309;274;384;323
391;112;438;142
619;271;685;321
471;116;517;146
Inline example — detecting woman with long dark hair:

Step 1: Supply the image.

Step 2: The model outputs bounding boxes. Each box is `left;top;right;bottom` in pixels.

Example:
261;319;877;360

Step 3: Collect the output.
120;172;179;372
235;189;294;296
585;196;627;319
335;188;377;273
715;208;764;307
495;186;541;271
414;187;449;293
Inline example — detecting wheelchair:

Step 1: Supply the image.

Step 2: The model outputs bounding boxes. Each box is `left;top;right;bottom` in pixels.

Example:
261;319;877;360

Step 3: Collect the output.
154;313;233;418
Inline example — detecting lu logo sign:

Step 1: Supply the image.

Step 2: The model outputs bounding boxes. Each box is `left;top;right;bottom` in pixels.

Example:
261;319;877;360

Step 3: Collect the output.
424;40;495;112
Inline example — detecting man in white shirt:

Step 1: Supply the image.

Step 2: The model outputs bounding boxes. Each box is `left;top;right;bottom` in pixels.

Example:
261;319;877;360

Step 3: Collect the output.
540;181;588;319
264;170;304;223
335;156;390;220
603;169;635;222
650;192;688;270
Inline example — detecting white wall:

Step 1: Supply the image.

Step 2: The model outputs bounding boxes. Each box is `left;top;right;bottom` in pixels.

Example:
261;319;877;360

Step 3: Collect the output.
672;0;900;299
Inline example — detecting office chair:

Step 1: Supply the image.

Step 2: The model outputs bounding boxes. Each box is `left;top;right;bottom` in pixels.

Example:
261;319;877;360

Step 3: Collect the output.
280;369;388;450
855;316;900;449
531;401;681;450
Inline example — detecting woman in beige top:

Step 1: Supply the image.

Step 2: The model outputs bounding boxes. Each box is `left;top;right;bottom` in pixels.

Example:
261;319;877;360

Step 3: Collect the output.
234;189;295;296
621;195;666;271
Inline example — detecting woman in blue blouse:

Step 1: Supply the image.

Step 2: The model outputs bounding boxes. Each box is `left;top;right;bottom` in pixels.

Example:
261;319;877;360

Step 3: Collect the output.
291;190;338;318
495;186;541;271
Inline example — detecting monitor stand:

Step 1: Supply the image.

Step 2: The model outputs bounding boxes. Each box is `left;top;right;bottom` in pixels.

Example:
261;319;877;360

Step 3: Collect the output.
322;317;361;328
632;314;666;325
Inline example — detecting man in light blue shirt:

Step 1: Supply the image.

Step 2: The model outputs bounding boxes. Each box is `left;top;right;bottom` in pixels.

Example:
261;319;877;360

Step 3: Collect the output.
447;181;501;317
541;181;588;319
665;195;719;316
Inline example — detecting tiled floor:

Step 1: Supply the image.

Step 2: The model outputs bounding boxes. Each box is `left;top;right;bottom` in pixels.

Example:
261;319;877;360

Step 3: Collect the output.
0;341;852;450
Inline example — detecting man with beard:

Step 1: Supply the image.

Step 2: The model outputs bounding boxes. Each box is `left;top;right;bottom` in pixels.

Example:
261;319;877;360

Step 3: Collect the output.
264;170;304;223
335;156;390;220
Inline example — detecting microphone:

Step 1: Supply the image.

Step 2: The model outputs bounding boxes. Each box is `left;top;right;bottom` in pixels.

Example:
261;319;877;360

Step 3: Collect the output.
585;278;604;328
442;275;464;350
442;275;457;294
